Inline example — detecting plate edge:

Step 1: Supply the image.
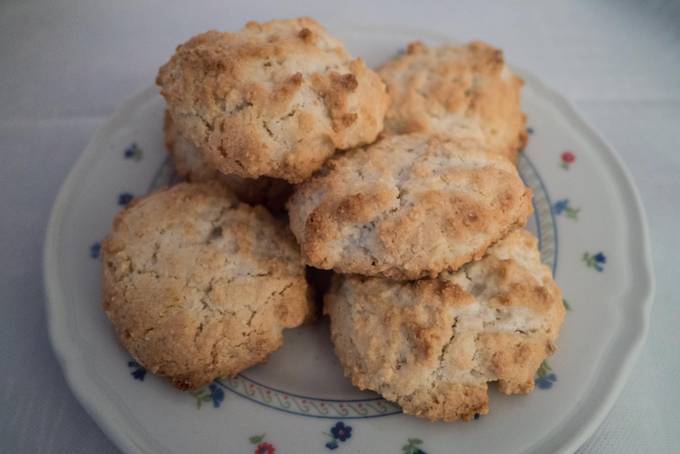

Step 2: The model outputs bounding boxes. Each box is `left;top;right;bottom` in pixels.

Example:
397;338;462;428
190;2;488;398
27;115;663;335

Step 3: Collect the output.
43;86;167;454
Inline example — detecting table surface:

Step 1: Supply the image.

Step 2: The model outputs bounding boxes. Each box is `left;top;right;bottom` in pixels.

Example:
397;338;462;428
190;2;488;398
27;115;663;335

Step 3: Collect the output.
1;0;679;452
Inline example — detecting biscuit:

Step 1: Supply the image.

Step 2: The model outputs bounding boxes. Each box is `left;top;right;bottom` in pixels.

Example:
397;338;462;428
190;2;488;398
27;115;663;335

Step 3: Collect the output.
163;110;292;213
378;41;526;162
101;182;312;390
325;230;564;421
287;134;533;280
157;17;389;183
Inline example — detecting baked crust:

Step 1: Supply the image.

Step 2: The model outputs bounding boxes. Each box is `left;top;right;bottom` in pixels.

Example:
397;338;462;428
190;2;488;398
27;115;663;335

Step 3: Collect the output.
287;134;533;280
325;230;564;421
157;18;389;182
163;110;292;213
101;182;312;389
378;41;526;162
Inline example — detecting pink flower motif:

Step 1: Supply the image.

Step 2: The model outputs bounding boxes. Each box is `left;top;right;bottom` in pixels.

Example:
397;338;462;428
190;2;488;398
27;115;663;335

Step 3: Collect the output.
560;151;576;169
254;442;275;454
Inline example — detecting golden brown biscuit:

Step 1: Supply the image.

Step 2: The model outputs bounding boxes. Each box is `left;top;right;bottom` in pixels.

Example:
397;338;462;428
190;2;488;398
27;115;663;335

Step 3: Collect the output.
163;110;292;213
101;182;312;390
325;230;565;422
287;134;533;280
378;41;526;162
157;18;389;183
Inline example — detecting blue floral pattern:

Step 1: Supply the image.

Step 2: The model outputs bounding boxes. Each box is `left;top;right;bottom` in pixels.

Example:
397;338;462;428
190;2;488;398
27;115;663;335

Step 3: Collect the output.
127;361;146;381
191;382;225;408
535;361;557;390
583;251;606;272
552;199;580;220
118;192;134;206
90;242;101;259
124;143;143;161
324;421;352;450
536;373;557;390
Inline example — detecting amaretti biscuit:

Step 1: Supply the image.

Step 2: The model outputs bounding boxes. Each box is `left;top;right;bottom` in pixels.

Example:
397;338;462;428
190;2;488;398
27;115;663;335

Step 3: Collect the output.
378;41;526;161
325;230;564;421
157;17;389;183
287;134;532;280
101;182;312;389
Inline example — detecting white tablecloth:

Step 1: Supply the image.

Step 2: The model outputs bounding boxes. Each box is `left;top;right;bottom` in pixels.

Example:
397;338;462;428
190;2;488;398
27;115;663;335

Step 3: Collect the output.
1;0;678;452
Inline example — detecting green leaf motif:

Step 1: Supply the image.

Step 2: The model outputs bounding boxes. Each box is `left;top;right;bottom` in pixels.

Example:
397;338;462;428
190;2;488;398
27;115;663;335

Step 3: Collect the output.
536;360;552;379
582;251;605;272
583;252;593;266
249;434;265;445
402;438;424;454
190;388;210;409
563;299;571;311
565;206;580;220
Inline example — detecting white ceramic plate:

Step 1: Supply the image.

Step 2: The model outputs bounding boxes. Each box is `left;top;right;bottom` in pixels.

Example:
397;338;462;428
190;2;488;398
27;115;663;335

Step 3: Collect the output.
45;25;654;454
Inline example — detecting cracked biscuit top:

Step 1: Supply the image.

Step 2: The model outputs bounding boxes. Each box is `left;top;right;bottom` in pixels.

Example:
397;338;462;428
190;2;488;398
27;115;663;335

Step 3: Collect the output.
325;230;565;421
163;110;292;213
156;17;389;183
287;134;533;280
101;182;312;390
378;41;527;162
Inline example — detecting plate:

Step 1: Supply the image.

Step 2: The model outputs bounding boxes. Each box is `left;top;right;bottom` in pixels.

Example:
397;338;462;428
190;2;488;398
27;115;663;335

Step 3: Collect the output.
44;25;654;454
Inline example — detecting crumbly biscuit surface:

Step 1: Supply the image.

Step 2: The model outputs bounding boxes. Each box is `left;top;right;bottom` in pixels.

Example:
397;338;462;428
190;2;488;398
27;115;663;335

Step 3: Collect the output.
163;110;292;212
157;17;389;182
287;134;533;280
378;41;526;161
325;230;564;421
101;183;312;389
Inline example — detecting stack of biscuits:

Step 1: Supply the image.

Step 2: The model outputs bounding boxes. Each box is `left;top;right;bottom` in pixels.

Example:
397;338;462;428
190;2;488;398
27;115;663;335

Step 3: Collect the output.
101;17;565;422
